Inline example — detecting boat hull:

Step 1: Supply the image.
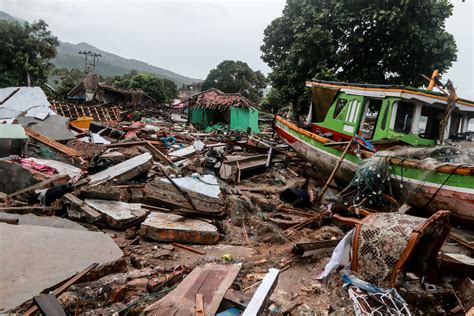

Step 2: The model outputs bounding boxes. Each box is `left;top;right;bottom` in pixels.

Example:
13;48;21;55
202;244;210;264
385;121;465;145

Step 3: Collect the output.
274;116;474;225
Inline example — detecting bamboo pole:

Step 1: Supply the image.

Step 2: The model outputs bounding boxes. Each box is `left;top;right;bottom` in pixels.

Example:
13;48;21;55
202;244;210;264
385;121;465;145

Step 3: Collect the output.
316;139;353;204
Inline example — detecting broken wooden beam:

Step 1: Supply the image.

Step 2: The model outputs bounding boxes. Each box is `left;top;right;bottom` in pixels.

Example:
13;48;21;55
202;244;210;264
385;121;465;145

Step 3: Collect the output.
62;193;102;224
242;268;279;316
25;127;82;158
8;174;70;200
146;141;173;165
23;263;99;316
292;239;341;257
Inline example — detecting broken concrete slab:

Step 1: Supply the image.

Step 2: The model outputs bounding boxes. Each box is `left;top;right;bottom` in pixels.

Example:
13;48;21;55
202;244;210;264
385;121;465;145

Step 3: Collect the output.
0;223;123;312
88;152;153;186
0;213;86;230
85;199;149;230
143;179;225;218
160;174;221;199
168;145;196;158
141;211;219;244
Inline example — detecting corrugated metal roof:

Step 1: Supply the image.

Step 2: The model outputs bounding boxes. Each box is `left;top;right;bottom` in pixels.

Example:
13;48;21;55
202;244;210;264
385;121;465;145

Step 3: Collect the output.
0;87;56;122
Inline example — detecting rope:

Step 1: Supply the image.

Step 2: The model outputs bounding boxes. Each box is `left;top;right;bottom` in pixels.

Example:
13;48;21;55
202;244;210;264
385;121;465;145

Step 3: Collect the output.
423;164;465;209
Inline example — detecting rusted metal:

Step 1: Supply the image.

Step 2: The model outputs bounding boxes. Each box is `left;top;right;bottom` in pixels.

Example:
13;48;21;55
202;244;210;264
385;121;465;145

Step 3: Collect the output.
172;242;206;255
0;217;19;225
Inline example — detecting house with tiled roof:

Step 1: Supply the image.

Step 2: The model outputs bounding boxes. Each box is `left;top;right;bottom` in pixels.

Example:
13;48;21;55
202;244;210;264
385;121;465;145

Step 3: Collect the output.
187;88;259;133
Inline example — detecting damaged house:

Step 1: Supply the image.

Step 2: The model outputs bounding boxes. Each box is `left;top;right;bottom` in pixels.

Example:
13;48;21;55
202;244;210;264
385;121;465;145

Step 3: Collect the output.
52;74;155;123
187;88;260;133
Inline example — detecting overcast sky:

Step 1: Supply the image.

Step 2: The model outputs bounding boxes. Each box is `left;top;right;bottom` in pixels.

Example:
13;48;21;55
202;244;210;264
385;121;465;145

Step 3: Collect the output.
1;0;472;98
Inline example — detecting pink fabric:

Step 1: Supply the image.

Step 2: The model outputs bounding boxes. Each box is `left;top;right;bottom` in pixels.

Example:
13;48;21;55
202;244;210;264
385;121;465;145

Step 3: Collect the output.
20;159;58;176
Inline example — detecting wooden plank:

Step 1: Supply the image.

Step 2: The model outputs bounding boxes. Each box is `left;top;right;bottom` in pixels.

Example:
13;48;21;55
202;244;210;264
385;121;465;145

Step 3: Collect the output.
195;294;204;316
33;294;66;316
242;268;279;316
146;141;173;165
450;228;474;250
453;278;473;313
25;128;82;158
8;174;70;198
292;239;341;257
24;263;99;316
144;263;241;316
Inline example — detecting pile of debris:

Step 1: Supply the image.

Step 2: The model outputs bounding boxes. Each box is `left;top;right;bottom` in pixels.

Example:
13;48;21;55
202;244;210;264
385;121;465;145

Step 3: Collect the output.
0;86;472;315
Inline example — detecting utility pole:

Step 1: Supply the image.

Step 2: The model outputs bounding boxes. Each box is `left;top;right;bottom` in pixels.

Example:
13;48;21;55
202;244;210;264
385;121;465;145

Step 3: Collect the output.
78;51;102;74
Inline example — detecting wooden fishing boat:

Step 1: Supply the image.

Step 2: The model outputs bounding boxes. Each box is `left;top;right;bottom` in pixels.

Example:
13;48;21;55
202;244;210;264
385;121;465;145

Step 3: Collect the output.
274;79;474;224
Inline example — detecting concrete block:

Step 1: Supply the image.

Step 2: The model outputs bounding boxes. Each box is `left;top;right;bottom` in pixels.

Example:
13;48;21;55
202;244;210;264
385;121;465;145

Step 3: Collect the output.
141;211;219;245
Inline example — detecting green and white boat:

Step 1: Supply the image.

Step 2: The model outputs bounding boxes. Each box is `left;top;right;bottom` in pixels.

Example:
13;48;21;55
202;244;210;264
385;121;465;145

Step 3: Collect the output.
274;79;474;224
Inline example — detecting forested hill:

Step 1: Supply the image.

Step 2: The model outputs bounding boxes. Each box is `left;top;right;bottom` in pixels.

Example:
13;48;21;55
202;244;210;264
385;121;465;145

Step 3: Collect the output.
0;11;201;86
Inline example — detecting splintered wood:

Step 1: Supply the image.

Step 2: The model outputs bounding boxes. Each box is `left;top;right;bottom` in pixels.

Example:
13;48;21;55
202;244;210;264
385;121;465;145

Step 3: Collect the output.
144;263;241;316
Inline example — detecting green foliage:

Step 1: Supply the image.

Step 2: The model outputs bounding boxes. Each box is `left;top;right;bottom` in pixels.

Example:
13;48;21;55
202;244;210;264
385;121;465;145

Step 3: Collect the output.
0;19;58;87
50;68;84;100
201;60;267;103
261;0;457;110
112;72;178;104
261;88;289;114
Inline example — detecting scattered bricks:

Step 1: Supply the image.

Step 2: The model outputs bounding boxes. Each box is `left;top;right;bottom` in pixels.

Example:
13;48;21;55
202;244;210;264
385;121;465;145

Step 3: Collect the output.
107;285;126;304
80;257;128;283
124;278;148;301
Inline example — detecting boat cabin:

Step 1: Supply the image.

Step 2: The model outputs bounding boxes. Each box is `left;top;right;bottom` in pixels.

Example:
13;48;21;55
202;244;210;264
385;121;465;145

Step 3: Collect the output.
306;80;474;146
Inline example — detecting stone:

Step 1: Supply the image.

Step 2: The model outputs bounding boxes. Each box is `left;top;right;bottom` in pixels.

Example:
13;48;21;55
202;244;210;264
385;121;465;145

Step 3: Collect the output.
153;249;173;259
125;227;137;239
141;211;219;245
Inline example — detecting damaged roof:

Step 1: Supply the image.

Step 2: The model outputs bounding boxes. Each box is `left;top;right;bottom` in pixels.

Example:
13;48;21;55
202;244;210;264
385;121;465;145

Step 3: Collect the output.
0;87;56;123
188;88;256;110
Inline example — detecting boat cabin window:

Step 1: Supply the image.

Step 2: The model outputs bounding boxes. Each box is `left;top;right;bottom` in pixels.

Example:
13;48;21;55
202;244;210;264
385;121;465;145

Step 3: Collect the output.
418;106;444;139
469;118;474;132
449;112;462;137
360;99;383;139
333;99;348;119
345;100;361;123
394;101;415;134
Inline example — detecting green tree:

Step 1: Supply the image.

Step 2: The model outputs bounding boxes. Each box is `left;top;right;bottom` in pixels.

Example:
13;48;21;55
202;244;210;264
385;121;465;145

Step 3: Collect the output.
112;73;178;104
261;0;457;110
50;68;84;100
0;20;58;87
201;60;267;103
